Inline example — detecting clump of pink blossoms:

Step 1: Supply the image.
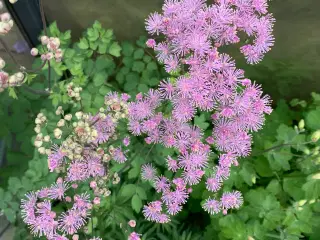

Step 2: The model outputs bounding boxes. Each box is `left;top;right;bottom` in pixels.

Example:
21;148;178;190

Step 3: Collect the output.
22;93;132;238
129;0;275;222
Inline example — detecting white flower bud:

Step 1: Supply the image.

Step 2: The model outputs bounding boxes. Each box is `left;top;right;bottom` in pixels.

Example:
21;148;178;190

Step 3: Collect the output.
44;135;50;142
30;48;39;56
8;75;17;85
35;118;42;125
0;57;5;69
64;114;72;121
38;147;46;154
41;36;49;45
9;0;18;3
54;128;62;139
15;72;24;82
34;125;41;134
72;122;77;127
1;13;11;23
34;140;43;148
46;52;54;60
75;111;83;119
57;119;65;127
45;149;51;155
0;22;11;35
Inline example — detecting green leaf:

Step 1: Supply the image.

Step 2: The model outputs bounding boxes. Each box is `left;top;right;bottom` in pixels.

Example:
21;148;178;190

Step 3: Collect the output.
239;162;256;186
93;20;102;29
147;61;158;71
306;109;320;130
8;177;22;194
123;57;134;68
132;61;145;73
93;95;105;108
128;167;140;179
121;41;135;56
116;72;125;85
48;21;60;36
133;48;145;60
194;114;209;130
99;86;111;96
78;38;89;49
138;83;149;93
131;194;142;213
266;179;281;195
283;175;305;201
8;87;18;99
93;71;108;87
4;208;16;223
136;186;147;200
120;184;136;198
108;42;122;57
302;179;320;199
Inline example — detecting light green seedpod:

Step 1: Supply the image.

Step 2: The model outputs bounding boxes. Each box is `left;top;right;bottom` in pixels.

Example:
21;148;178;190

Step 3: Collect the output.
298;119;305;130
311;130;320;142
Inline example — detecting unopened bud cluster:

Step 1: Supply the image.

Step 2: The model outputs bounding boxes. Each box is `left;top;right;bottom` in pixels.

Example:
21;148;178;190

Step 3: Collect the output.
67;82;82;102
0;2;14;35
34;35;63;62
0;57;24;91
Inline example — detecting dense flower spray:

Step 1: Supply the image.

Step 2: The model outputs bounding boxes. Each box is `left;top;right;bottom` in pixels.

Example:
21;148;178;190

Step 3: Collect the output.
22;93;131;238
128;0;275;222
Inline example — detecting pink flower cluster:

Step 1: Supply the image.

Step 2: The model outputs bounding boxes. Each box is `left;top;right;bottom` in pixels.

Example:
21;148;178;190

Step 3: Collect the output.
127;0;275;221
21;179;91;238
22;93;131;238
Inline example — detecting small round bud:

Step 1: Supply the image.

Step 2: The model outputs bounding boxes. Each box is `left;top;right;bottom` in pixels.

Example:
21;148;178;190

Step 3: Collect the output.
75;111;83;119
40;54;47;61
9;0;18;3
57;119;65;127
65;196;72;202
30;48;39;56
128;220;136;228
298;119;305;130
72;235;79;240
311;130;320;142
38;147;46;154
44;135;50;142
0;57;5;69
1;13;11;22
34;140;43;148
64;114;72;121
34;125;41;134
41;36;49;45
45;149;51;155
46;52;54;60
54;128;62;139
15;72;24;81
35;118;42;125
93;197;100;205
90;181;97;189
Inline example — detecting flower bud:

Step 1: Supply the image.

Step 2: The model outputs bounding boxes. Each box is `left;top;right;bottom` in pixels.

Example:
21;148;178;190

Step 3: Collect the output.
9;0;18;3
15;72;24;82
46;52;54;60
34;125;41;133
0;57;5;69
146;39;156;48
1;13;11;22
57;119;65;127
64;114;72;121
128;220;136;228
75;111;83;119
45;149;51;155
8;75;17;85
72;235;79;240
34;140;43;148
30;48;39;56
311;130;320;142
298;119;305;130
35;118;42;125
54;128;62;139
44;135;50;142
41;36;49;45
90;181;97;189
38;147;46;154
0;22;11;35
93;197;100;205
40;54;47;61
